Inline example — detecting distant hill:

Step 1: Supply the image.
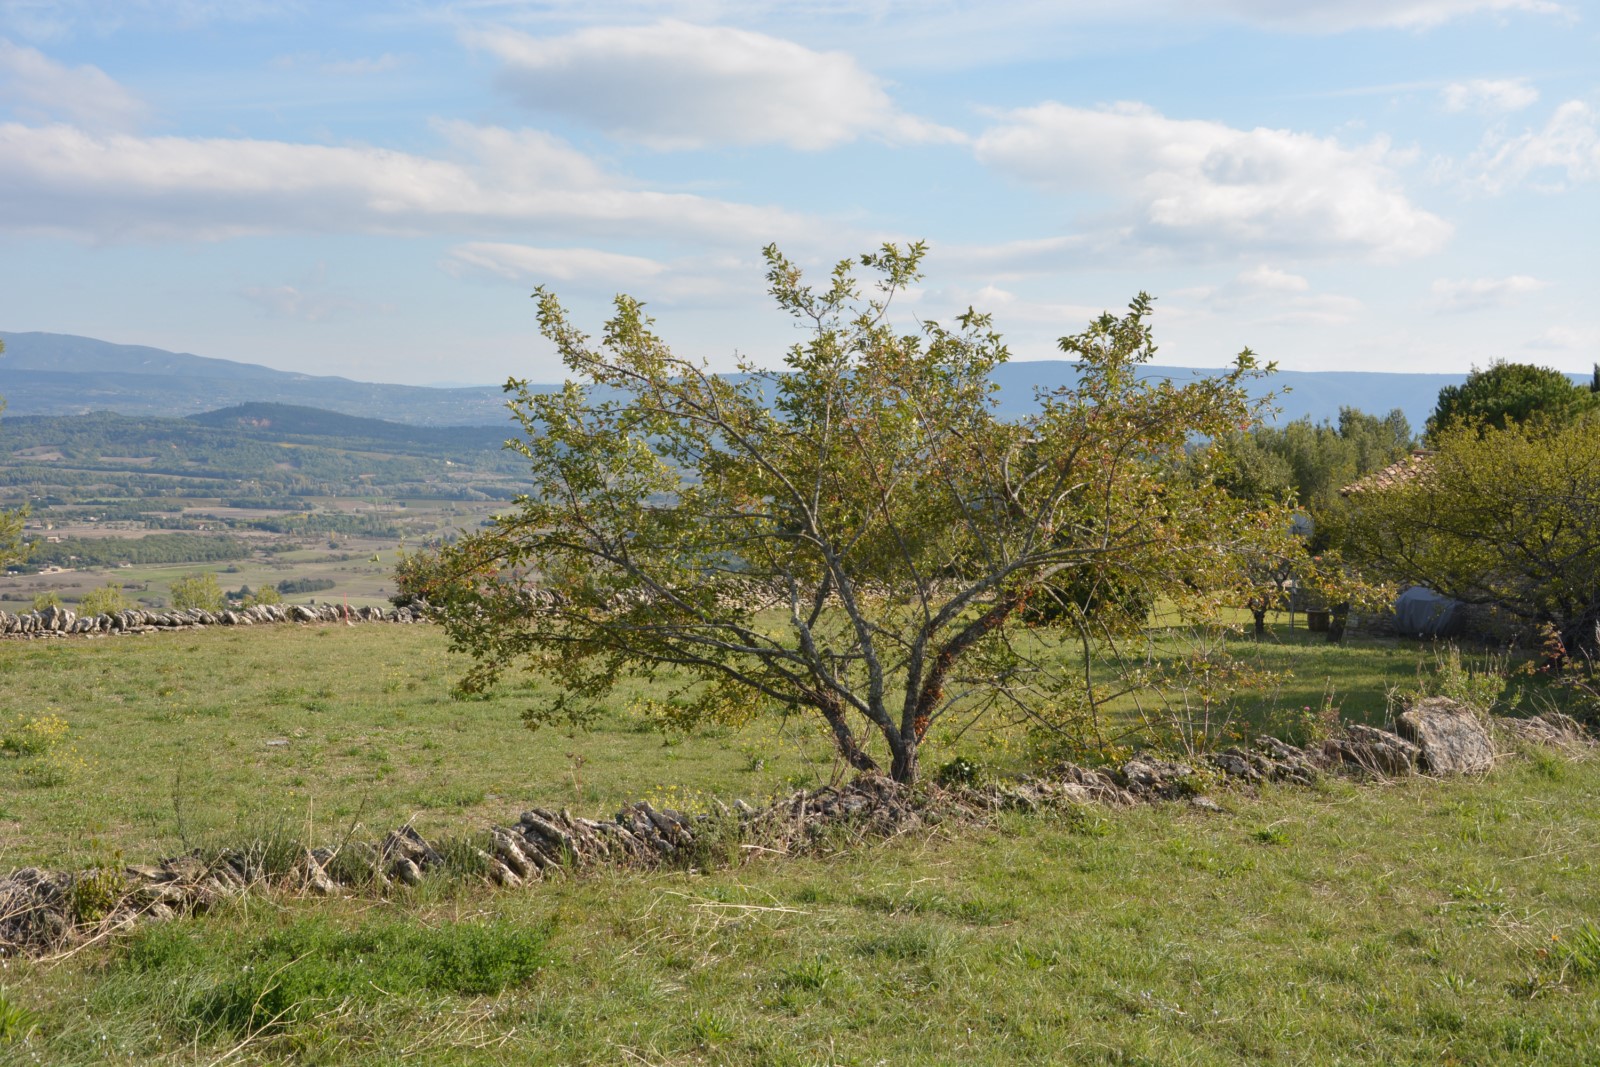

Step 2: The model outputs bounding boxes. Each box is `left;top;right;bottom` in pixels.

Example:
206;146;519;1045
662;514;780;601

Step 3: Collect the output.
0;331;512;425
186;403;512;452
3;329;1587;432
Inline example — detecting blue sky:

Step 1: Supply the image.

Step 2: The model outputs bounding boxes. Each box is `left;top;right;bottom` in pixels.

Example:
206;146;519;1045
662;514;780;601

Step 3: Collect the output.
0;0;1595;387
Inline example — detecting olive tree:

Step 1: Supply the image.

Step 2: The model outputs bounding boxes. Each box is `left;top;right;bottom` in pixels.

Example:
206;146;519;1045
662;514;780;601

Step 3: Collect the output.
403;245;1301;784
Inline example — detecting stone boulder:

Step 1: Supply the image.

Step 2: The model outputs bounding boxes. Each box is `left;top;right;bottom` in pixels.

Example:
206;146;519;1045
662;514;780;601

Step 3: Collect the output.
1396;697;1496;774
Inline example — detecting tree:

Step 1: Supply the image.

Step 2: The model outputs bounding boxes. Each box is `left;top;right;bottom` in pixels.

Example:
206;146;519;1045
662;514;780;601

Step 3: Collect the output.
1342;417;1600;660
1427;361;1598;440
402;245;1301;784
170;572;224;612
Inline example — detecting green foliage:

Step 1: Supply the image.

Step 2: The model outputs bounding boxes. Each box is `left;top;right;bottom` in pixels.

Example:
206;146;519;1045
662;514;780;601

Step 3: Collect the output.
30;589;61;611
1427;360;1599;440
170;571;225;612
405;245;1301;783
1343;418;1600;657
79;581;133;616
1205;406;1414;552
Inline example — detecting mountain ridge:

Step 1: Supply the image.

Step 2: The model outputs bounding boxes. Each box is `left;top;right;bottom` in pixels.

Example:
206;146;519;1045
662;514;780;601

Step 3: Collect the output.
5;329;1585;432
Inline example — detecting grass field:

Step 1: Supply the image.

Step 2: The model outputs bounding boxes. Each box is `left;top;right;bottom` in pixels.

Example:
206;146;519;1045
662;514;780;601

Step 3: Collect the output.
0;620;1544;870
3;621;1597;1064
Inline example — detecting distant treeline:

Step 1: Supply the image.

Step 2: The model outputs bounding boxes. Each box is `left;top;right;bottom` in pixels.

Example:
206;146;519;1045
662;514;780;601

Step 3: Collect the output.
19;533;251;570
276;577;336;594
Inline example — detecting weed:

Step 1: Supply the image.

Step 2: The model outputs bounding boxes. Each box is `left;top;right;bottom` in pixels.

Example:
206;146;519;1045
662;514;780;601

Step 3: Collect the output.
688;1009;736;1047
0;990;38;1044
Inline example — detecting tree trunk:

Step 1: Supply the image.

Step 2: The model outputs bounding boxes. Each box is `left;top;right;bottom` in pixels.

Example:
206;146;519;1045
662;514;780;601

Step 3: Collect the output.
889;738;918;785
1252;607;1266;637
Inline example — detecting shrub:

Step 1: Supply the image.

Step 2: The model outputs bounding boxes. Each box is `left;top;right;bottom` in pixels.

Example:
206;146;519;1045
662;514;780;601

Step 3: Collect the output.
30;590;61;612
170;572;224;612
243;583;282;607
79;581;132;616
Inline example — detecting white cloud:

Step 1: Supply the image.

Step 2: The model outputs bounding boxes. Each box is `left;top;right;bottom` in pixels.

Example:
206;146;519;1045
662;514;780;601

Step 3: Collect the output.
1202;0;1567;31
0;38;147;131
1235;265;1310;292
0;120;812;243
446;243;666;285
1466;99;1600;192
1525;325;1599;352
444;242;753;301
1441;78;1539;114
468;20;962;150
1184;265;1361;325
974;102;1451;260
1431;274;1547;310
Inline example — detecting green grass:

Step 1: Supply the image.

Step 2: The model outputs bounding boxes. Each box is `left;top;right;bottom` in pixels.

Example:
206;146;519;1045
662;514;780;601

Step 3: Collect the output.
4;754;1598;1064
0;624;842;869
0;619;1552;870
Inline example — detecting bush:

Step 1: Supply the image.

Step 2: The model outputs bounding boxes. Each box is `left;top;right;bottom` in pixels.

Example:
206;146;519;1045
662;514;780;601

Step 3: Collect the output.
79;581;132;616
30;590;61;612
170;572;224;612
244;583;282;607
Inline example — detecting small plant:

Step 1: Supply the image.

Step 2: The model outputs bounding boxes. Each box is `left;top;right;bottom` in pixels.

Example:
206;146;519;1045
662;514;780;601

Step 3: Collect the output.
70;858;129;925
1;712;69;757
1403;645;1518;717
934;755;983;788
0;990;39;1044
1551;922;1600;983
688;1009;736;1047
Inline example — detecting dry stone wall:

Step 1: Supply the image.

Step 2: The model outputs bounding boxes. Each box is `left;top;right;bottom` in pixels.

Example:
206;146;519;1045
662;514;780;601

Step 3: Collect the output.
0;601;423;639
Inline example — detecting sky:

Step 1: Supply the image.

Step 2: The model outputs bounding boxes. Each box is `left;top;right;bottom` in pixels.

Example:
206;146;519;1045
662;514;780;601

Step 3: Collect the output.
0;0;1595;388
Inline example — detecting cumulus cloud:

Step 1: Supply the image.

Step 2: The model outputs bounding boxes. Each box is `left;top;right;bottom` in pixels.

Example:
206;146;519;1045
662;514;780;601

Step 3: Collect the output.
974;102;1451;260
1466;99;1600;192
468;20;961;150
1441;78;1539;114
0;119;811;243
0;38;147;131
1431;274;1548;310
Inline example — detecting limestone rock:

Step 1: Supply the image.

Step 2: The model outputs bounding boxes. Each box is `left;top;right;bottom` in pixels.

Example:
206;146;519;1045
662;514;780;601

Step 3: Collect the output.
1397;697;1496;774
